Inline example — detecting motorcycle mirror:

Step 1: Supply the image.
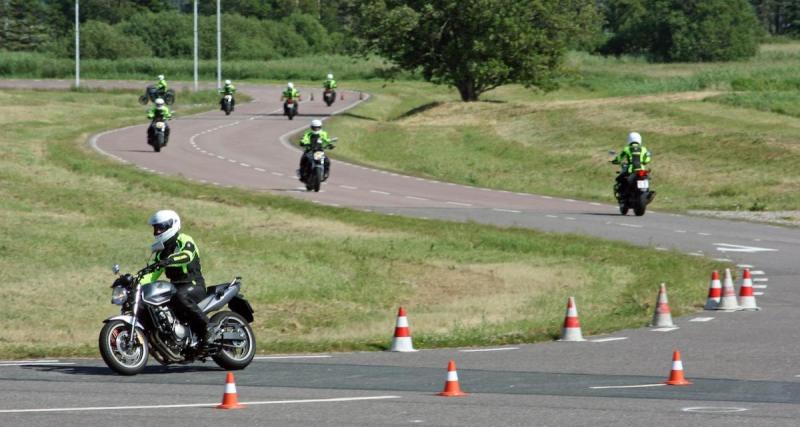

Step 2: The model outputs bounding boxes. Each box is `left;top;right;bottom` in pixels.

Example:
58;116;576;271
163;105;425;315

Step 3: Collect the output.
112;264;120;274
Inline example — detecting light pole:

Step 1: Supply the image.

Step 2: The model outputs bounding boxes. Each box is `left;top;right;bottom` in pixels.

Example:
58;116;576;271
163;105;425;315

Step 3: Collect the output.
74;0;80;88
193;0;198;91
216;0;221;90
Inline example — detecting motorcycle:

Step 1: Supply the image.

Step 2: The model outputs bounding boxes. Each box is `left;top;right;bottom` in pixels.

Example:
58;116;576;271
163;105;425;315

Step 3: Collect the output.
138;85;175;106
323;89;336;107
221;94;234;115
284;98;298;120
300;136;337;192
611;152;655;216
99;263;256;376
147;120;168;152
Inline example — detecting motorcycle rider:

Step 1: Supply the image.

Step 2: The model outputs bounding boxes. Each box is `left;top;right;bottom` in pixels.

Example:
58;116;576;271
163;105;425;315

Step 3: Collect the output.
611;132;652;202
282;82;300;115
155;74;168;96
220;79;236;111
298;119;333;181
323;73;337;95
147;98;172;145
141;210;219;347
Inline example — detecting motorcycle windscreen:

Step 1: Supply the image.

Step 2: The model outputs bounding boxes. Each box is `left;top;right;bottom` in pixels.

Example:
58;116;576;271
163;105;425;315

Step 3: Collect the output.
141;280;176;305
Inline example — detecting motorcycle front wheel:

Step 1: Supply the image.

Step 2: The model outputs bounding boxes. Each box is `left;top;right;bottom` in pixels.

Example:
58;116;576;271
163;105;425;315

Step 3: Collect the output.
210;311;256;370
164;90;175;105
99;320;149;375
138;95;148;105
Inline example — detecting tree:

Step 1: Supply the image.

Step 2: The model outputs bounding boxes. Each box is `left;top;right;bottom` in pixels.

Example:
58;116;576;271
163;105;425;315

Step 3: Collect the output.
1;0;50;51
349;0;600;101
601;0;761;62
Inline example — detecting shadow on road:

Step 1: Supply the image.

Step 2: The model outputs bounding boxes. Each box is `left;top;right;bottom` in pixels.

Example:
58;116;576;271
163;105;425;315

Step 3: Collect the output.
23;363;221;376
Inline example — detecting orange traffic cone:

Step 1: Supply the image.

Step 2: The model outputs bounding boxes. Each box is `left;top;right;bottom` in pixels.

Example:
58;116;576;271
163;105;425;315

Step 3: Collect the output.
704;271;722;310
715;268;741;310
310;92;315;101
738;268;760;311
650;283;675;327
558;296;586;342
388;307;417;352
359;92;364;100
664;350;692;386
340;92;345;100
217;372;245;409
437;360;467;397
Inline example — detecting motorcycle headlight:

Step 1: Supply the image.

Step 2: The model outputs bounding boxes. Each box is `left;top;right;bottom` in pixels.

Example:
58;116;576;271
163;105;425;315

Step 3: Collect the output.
111;286;129;305
313;151;325;161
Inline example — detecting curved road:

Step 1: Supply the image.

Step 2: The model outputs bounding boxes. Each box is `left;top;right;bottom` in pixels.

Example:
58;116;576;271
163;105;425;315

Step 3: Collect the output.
2;79;800;426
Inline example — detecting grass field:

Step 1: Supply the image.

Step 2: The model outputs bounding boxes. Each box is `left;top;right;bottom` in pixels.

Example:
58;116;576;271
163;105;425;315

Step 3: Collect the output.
0;88;722;358
327;44;800;212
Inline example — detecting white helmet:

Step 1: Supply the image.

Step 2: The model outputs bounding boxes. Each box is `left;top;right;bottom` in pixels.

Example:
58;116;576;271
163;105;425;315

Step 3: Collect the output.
310;119;322;135
157;74;165;80
327;73;333;80
155;98;165;106
287;82;294;89
627;132;642;145
148;210;181;251
225;79;231;85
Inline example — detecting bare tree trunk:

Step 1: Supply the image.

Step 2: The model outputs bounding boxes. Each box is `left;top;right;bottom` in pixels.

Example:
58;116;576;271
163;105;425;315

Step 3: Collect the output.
457;79;479;102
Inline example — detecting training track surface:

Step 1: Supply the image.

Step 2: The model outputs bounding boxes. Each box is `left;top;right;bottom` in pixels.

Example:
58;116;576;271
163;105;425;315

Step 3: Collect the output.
1;79;800;426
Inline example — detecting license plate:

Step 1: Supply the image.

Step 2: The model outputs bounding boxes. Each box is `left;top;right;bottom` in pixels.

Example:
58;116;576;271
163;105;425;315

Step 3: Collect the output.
637;180;649;189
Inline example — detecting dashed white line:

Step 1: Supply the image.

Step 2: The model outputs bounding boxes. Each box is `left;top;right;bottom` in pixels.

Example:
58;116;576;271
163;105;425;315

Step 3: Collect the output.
240;163;250;167
546;215;558;219
590;337;628;343
690;317;714;322
687;252;703;257
590;384;665;390
590;202;602;206
254;168;266;172
619;223;643;228
405;196;428;201
254;355;332;360
752;278;768;282
674;230;687;233
459;347;520;353
493;208;521;214
737;264;754;268
216;156;225;160
541;196;553;199
698;232;712;236
651;327;679;332
271;172;284;176
370;190;391;195
446;201;473;207
753;285;768;289
339;185;358;190
228;159;238;163
564;217;576;221
750;270;766;275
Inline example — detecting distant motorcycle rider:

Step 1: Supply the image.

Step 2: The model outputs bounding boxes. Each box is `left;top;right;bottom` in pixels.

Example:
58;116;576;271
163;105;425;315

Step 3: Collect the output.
298;119;333;181
141;210;219;347
282;82;300;115
147;98;172;144
155;74;168;96
611;132;652;201
323;73;337;91
220;79;236;111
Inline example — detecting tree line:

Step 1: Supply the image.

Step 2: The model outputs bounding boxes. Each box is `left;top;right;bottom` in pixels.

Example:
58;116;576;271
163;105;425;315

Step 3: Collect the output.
0;0;793;101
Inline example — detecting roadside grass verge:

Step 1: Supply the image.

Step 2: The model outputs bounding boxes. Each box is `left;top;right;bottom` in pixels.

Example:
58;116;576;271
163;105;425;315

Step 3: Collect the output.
327;44;800;212
0;89;722;358
0;51;409;81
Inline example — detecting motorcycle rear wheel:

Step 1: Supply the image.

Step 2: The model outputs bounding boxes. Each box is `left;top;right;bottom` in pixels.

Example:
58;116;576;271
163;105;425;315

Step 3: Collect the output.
99;320;149;376
210;311;256;370
138;95;149;105
164;90;175;105
634;193;648;216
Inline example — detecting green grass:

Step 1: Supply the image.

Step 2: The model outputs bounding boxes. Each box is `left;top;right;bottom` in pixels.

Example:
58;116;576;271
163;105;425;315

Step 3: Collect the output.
0;88;723;358
325;44;800;212
0;51;410;81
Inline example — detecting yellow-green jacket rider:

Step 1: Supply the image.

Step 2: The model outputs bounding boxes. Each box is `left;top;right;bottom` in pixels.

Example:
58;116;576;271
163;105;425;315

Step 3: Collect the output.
147;98;172;121
143;210;217;345
282;82;300;100
323;73;337;90
611;132;651;197
298;119;333;181
220;79;236;110
156;74;168;93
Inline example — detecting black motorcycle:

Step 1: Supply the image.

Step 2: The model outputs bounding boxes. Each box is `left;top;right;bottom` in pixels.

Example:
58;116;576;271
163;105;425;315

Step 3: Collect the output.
284;98;298;120
323;89;336;107
221;94;234;115
300;137;337;192
99;263;256;375
147;120;169;152
138;85;175;105
612;161;655;216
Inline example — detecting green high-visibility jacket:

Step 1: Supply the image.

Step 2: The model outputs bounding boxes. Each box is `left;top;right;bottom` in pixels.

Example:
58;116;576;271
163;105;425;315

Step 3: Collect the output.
283;88;299;99
221;84;236;95
156;79;168;92
323;79;337;90
612;143;651;173
147;105;172;120
141;233;203;286
300;129;331;147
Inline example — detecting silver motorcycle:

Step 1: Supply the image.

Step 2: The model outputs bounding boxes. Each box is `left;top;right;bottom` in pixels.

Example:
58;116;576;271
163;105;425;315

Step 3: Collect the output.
99;263;256;375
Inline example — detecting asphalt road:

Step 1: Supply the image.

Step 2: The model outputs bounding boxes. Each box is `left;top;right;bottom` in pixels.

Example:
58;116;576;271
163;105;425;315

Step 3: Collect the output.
2;79;800;426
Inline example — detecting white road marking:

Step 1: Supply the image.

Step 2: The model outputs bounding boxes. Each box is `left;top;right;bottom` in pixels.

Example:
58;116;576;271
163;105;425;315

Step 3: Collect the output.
370;190;391;195
339;185;358;190
565;199;576;202
682;407;748;414
541;196;553;199
754;292;764;296
690;317;714;322
271;172;284;176
619;223;643;228
698;232;711;236
0;360;74;367
753;285;767;289
753;278;768;282
674;230;687;233
749;270;766;275
0;396;401;414
565;217;576;221
240;163;250;167
713;258;733;262
228;159;237;163
737;264;754;268
254;168;266;172
217;156;225;160
651;327;679;332
590;337;628;342
493;208;521;214
446;201;473;207
687;252;704;257
405;196;428;201
546;215;558;219
714;243;778;253
590;202;602;206
459;347;520;352
590;384;666;390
